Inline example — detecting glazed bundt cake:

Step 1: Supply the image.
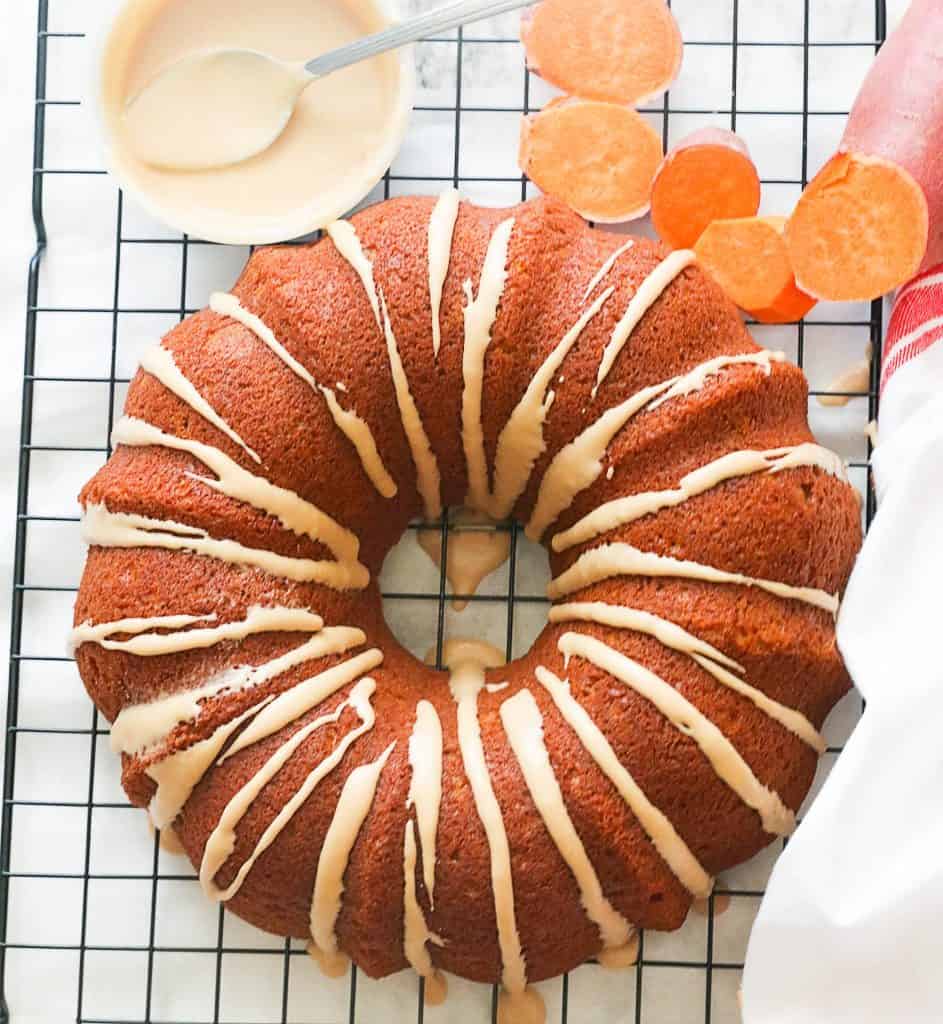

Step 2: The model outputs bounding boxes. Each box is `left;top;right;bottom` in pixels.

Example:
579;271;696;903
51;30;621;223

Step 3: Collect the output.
72;192;861;1021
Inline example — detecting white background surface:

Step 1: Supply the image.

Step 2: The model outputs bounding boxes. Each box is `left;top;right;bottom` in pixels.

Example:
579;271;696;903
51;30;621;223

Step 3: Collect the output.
0;1;911;1022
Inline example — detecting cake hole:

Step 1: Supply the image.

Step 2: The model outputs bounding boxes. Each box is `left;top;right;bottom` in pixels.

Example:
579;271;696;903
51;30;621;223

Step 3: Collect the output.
379;508;551;667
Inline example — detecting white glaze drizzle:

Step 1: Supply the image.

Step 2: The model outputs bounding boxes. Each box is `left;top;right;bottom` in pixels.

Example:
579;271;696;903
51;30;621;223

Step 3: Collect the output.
533;666;711;897
691;890;732;917
113;627;366;757
309;741;396;964
549;602;824;752
818;357;871;407
326;219;442;518
449;656;528;1000
487;288;614;520
526;378;667;542
147;699;271;829
525;350;784;541
71;604;323;656
428;188;461;358
548;540;838;615
81;503;364;587
139;344;262;463
550;602;739;668
209;291;397;499
559;632;795;835
497;987;546;1024
466;239;633;522
73;611;214;652
690;653;825;753
406;700;443;905
112;416;368;587
648;350;782;411
325;220;382;324
112;416;352;554
500;689;632;952
319;387;398;499
402;698;446;997
553;443;847;552
201;677;380;901
149;821;186;856
221;647;383;761
306;941;349;979
582;239;635;302
379;292;442;519
403;822;446;997
439;637;507;672
597;933;640;970
461;217;516;513
593;250;696;396
416;508;511;611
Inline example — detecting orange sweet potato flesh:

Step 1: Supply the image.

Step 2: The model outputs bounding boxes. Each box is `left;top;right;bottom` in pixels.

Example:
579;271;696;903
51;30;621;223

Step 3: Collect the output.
651;128;761;249
519;98;664;223
785;152;928;303
521;0;683;106
695;215;816;323
839;0;943;273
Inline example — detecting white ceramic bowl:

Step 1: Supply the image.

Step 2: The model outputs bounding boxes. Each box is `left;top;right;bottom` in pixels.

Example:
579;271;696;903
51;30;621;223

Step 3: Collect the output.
94;0;414;245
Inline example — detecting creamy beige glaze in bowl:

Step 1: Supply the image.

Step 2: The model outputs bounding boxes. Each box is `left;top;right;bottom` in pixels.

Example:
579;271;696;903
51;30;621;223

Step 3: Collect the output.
96;0;414;244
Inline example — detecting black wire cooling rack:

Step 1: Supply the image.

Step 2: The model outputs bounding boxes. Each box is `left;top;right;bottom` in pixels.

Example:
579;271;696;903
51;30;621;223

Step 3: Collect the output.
1;1;887;1021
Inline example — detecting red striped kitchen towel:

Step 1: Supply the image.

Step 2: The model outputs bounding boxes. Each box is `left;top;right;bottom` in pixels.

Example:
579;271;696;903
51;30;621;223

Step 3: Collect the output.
881;262;943;395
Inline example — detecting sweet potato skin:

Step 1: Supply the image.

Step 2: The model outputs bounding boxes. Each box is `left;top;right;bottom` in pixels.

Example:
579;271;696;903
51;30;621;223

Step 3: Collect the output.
840;0;943;272
667;127;750;159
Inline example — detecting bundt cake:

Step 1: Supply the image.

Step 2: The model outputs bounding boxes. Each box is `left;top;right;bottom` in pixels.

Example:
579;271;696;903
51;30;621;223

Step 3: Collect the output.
71;191;861;1021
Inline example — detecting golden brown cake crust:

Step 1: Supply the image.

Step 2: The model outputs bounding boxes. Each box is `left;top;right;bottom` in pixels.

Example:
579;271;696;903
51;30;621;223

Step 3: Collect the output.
73;195;861;989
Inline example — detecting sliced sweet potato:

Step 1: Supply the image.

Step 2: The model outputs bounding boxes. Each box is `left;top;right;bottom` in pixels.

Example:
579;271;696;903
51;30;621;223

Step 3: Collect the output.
695;215;816;323
785;152;928;303
520;0;683;106
519;98;663;223
651;128;761;249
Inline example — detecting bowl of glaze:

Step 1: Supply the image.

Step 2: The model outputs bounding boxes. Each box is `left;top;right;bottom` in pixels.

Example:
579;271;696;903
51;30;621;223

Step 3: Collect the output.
95;0;414;244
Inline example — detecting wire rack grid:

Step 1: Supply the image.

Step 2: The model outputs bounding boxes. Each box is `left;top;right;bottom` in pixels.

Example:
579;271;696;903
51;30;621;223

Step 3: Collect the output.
1;0;886;1022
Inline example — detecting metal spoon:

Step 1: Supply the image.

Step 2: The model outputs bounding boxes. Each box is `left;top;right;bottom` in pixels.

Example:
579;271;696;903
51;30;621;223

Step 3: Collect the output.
123;0;534;171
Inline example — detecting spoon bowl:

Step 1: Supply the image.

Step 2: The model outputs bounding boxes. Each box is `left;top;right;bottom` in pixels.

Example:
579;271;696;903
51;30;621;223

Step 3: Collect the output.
123;49;309;170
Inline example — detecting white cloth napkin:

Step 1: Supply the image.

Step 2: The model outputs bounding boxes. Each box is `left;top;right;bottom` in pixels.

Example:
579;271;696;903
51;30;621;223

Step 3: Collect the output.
742;271;943;1022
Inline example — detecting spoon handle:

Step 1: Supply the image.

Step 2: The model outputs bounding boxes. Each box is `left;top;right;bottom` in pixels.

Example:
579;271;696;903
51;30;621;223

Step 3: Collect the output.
304;0;535;79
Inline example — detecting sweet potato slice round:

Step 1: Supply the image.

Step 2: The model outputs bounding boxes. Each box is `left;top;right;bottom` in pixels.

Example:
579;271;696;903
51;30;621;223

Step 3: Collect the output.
521;0;683;106
786;152;928;302
695;215;816;323
651;128;761;249
519;98;663;223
